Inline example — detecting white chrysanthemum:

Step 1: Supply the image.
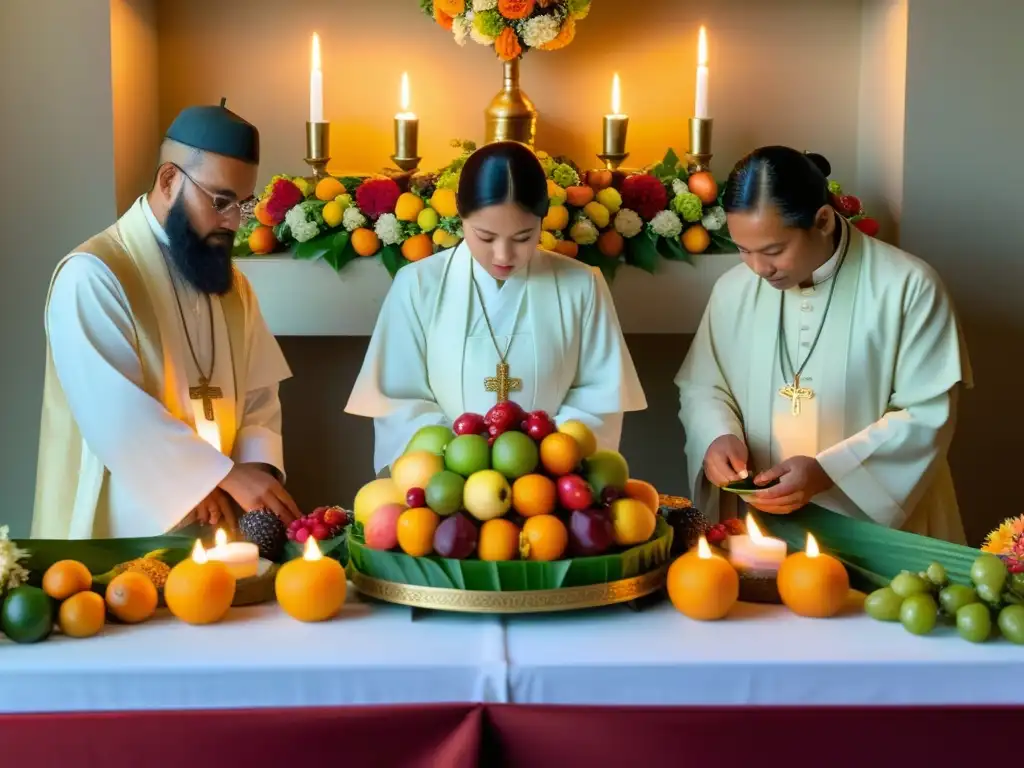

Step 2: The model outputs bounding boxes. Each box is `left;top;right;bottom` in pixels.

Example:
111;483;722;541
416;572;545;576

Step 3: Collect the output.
452;15;472;46
285;205;319;243
470;26;496;45
613;208;643;238
374;213;402;246
651;210;683;238
0;525;29;592
569;218;599;246
343;206;367;232
520;15;560;48
472;0;497;10
702;205;727;231
672;178;688;197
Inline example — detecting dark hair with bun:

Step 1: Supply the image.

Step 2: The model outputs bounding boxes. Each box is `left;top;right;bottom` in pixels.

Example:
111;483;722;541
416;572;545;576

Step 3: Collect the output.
722;146;832;229
456;141;549;220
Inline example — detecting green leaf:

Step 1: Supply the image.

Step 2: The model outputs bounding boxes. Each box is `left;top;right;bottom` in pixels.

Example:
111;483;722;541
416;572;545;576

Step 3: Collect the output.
651;148;682;184
380;244;410;277
232;241;254;258
292;231;335;261
625;230;659;273
323;231;355;272
337;176;366;191
13;536;194;582
659;235;693;264
283;533;348;565
576;244;621;283
709;229;737;253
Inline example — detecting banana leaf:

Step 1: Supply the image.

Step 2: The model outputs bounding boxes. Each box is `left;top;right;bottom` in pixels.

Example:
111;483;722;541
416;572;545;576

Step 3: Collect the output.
12;536;194;584
348;518;673;592
759;505;982;592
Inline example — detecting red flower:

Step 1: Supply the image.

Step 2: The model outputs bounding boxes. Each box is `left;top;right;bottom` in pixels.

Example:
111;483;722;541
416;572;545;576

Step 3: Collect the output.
264;179;304;225
620;174;669;221
356;178;402;220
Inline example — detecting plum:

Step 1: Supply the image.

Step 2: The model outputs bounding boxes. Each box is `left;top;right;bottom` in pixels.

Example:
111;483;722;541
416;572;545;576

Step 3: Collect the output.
433;513;479;560
568;508;615;557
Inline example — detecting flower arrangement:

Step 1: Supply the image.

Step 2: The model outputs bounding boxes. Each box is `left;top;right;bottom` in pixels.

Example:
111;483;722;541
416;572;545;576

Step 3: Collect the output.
982;515;1024;574
0;525;30;595
419;0;591;61
234;142;878;282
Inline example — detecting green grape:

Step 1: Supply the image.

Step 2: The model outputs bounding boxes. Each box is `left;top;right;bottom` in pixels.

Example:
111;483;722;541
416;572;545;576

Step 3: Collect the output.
939;584;978;615
956;603;992;643
926;562;948;587
1011;572;1024;597
976;582;1002;606
997;605;1024;645
891;571;930;599
900;593;938;636
864;587;903;621
970;554;1008;593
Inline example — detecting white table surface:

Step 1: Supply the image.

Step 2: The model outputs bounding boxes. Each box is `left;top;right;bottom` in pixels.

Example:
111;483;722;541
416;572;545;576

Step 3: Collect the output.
2;590;1022;713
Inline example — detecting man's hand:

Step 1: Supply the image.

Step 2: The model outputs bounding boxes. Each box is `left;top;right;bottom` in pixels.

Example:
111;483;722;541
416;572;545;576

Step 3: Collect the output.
194;487;238;533
703;435;750;487
219;463;301;523
747;456;834;514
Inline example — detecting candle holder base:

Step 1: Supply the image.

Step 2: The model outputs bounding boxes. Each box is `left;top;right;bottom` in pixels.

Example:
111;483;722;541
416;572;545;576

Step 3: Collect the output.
596;151;630;171
686;117;714;173
305;121;332;181
390;155;421;173
303;157;331;181
686;153;714;173
737;569;782;604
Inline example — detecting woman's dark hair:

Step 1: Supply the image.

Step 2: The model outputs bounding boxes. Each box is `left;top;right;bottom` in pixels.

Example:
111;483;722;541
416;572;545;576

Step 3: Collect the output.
456;141;549;219
722;146;832;229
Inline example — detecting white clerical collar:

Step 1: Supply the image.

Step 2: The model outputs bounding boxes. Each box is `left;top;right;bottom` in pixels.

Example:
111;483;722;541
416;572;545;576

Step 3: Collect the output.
810;216;849;285
141;196;171;249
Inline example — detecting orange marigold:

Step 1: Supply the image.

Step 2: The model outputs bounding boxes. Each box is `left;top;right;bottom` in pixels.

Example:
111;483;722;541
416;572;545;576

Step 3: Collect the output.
495;27;523;61
434;6;454;30
434;0;465;16
498;0;535;20
539;15;576;50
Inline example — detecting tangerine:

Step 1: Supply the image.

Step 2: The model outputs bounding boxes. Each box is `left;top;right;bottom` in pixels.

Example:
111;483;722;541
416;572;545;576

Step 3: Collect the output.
315;177;346;202
401;233;434;261
539;432;582;476
597;229;624;258
681;224;710;254
519;515;568;562
351;227;380;257
552;240;578;259
58;590;106;638
395;192;426;222
104;571;158;624
511;474;557;518
42;559;92;600
539;231;557;251
624;478;660;514
433;229;461;249
542;205;569;231
478;519;521;561
254;199;275;226
248;225;277;255
686;171;719;205
565;186;595;207
429;188;459;218
557;420;597;458
396;507;440;557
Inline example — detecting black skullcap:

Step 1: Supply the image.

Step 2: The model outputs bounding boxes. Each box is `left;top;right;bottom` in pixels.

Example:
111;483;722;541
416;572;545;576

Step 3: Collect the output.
165;98;260;164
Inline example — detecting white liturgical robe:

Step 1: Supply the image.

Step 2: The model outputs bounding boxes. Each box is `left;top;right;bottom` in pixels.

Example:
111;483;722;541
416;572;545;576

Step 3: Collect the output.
346;243;647;474
675;220;972;543
34;196;292;539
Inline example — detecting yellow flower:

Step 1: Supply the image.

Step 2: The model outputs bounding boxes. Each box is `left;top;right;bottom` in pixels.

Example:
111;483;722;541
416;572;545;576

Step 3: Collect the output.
982;520;1016;555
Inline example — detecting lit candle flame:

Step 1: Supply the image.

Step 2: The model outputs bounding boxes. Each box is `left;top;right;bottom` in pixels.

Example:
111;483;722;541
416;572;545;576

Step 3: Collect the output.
698;26;708;66
611;73;622;115
400;72;410;112
191;539;208;564
746;513;763;542
806;532;820;558
303;536;323;562
214;528;227;548
697;535;712;559
312;32;321;73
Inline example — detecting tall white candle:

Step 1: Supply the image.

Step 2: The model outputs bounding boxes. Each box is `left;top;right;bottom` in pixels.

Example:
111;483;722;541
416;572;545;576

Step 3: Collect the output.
695;26;710;119
310;32;324;123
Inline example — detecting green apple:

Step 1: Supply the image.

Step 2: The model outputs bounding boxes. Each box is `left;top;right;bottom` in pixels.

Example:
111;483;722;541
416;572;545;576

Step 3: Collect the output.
444;434;490;477
491;431;539;479
583;449;629;496
404;425;455;457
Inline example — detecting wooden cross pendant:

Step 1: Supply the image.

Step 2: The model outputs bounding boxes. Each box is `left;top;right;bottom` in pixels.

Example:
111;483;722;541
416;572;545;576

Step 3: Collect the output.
189;376;223;421
778;375;814;416
484;361;522;403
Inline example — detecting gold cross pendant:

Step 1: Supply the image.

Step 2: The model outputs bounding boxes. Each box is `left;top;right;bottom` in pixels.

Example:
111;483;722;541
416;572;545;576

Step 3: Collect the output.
484;361;522;403
189;376;223;421
778;375;814;416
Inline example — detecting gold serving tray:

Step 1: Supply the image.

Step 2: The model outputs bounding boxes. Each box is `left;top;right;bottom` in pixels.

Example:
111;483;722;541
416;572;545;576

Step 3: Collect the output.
349;564;668;614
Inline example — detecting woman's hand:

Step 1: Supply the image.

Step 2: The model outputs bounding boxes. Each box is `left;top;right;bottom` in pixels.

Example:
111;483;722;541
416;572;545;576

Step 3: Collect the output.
193;488;237;533
703;435;750;487
747;456;834;514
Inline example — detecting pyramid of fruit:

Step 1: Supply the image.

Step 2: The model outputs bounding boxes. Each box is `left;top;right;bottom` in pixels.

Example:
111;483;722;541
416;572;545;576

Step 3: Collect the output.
350;402;665;568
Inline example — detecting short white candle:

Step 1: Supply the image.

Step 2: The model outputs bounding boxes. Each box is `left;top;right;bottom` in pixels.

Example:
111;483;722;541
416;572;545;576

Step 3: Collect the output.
727;514;787;574
310;33;324;123
206;528;259;580
694;26;710;119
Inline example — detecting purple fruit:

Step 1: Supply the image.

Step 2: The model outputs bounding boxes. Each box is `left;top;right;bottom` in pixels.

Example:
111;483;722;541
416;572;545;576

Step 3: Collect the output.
568;508;616;557
433;513;479;560
600;486;624;505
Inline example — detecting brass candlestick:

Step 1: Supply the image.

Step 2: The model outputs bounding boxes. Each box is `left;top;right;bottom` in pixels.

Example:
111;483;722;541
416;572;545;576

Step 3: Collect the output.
304;121;331;180
391;115;421;172
686;117;713;172
485;58;537;146
597;114;630;170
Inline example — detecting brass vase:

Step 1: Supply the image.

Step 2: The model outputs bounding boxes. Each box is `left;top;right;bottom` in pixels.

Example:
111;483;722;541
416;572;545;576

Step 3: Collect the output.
484;58;537;146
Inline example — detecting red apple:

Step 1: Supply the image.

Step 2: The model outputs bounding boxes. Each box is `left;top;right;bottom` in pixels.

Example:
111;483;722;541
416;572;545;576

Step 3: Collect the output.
853;216;880;237
521;410;556;441
833;194;862;217
557;474;594;512
485;401;524;433
453;412;487;436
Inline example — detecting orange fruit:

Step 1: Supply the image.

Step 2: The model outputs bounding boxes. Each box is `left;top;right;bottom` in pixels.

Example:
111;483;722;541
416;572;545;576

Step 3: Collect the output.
777;550;850;618
587;169;614;190
248;225;277;255
609;498;657;546
164;558;236;625
478;519;521;561
565;186;595;207
557;420;597;458
667;548;739;621
511;474;557;518
351;227;380;257
681;224;710;254
396;507;440;557
391;450;444;497
105;571;158;624
254;199;275;226
553;240;578;259
395;192;426;222
315;177;346;202
58;590;106;638
624;479;660;514
597;229;624;258
42;559;92;600
275;555;347;622
539;432;582;476
542;205;569;231
686;171;719;205
401;233;434;262
519;515;568;562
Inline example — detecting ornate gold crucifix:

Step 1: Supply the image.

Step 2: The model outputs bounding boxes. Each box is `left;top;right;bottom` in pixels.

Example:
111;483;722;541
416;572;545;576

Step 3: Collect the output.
484;361;522;403
778;374;814;416
189;376;223;421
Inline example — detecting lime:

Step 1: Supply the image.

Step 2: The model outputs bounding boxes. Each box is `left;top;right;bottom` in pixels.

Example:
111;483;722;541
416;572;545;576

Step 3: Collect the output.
956;602;992;643
998;605;1024;644
891;571;930;599
970;554;1007;593
864;587;903;622
939;584;978;615
1;586;55;644
900;593;938;635
1011;572;1024;597
425;470;466;517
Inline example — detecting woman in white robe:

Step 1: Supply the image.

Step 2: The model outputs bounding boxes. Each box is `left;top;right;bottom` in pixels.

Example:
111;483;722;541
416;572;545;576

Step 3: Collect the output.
347;141;647;475
675;146;972;542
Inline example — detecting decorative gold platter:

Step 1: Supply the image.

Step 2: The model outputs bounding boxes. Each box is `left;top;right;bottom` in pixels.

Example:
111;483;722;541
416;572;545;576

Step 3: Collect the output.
349;564;668;614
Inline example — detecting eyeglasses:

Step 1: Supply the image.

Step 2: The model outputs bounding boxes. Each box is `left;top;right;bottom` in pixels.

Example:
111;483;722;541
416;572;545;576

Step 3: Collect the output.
171;163;254;215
